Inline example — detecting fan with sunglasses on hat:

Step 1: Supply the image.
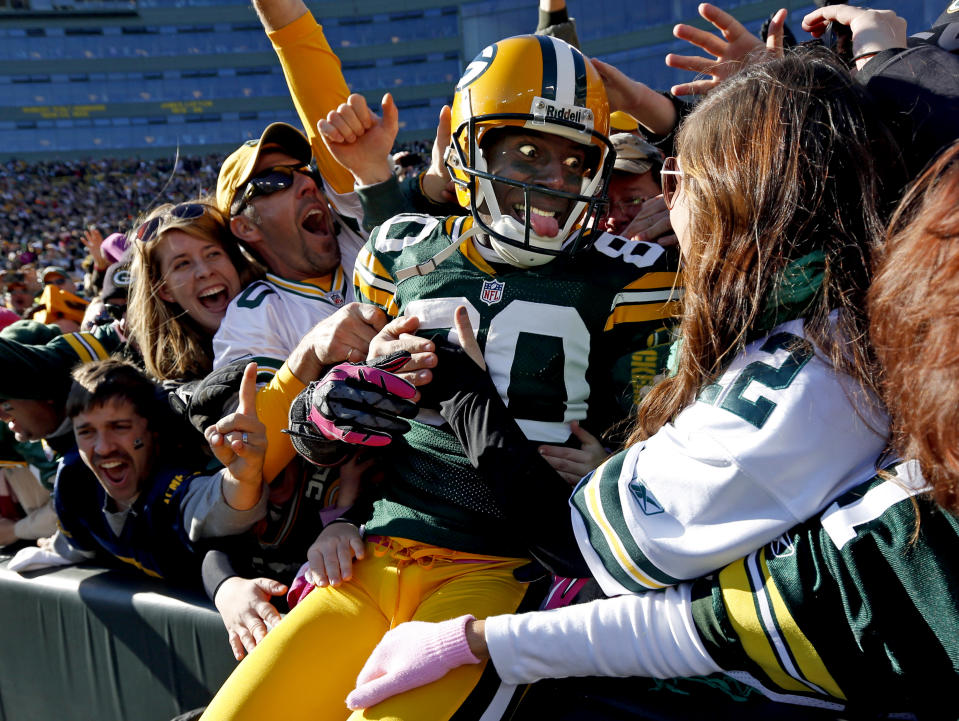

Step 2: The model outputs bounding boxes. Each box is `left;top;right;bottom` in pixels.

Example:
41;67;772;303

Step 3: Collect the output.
124;199;262;384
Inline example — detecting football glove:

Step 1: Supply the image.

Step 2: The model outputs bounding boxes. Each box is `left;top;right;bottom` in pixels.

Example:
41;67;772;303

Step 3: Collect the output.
285;351;418;466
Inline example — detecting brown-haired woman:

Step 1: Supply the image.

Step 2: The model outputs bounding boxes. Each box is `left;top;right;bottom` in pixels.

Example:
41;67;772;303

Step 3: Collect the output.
126;199;262;381
563;48;901;597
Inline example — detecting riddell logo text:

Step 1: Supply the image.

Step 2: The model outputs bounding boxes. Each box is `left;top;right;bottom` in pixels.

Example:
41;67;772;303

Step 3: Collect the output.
545;105;586;123
530;97;594;131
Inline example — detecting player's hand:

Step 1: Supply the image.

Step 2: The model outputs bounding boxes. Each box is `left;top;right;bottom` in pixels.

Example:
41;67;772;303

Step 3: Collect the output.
422;105;456;205
538;421;610;485
667;4;786;96
306;522;365;587
214;575;287;661
367;315;437;394
318;92;399;186
616;195;678;247
300;354;418;447
801;6;906;69
205;362;267;509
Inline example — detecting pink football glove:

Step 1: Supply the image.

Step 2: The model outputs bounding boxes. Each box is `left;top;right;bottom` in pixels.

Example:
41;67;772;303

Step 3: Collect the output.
286;351;418;465
345;614;481;710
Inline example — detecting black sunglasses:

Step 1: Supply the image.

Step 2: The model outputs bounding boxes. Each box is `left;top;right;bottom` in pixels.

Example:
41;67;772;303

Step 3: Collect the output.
135;203;206;244
231;163;316;216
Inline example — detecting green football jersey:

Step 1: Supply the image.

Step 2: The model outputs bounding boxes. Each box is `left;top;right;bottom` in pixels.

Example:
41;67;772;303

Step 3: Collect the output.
692;461;959;717
354;213;680;555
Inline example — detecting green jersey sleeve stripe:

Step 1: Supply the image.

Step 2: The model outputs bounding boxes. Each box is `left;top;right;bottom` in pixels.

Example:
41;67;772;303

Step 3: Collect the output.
749;549;844;698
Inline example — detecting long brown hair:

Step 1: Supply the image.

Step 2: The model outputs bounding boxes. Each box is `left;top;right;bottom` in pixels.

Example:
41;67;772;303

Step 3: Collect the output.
126;198;263;381
869;141;959;513
634;49;901;443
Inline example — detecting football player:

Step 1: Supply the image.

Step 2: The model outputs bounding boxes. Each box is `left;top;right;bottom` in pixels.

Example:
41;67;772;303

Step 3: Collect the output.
200;35;680;721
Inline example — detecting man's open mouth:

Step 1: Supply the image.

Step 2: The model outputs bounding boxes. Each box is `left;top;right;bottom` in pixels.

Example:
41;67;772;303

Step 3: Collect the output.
98;458;130;486
302;207;330;235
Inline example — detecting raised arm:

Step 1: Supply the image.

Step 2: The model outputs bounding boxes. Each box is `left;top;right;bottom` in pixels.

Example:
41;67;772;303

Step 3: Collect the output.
252;0;355;195
589;58;678;137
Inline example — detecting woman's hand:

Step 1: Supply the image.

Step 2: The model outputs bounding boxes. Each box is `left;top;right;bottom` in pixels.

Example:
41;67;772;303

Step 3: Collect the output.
421;105;456;205
367;314;437;393
81;226;108;270
618;195;678;247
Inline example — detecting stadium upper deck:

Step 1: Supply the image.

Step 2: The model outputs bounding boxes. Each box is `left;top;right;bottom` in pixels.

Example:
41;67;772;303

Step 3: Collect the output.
0;0;939;160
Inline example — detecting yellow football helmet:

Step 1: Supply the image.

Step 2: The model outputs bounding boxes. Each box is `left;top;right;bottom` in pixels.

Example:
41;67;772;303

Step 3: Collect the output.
448;35;614;267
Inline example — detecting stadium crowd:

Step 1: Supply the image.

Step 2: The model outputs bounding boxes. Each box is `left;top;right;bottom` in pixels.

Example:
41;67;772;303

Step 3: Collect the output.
1;0;958;719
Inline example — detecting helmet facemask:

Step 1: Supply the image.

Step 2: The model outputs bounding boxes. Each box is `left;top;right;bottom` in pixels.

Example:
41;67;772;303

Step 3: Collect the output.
448;113;615;268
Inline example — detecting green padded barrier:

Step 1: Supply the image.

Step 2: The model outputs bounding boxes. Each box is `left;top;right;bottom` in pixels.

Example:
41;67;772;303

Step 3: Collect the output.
0;555;237;721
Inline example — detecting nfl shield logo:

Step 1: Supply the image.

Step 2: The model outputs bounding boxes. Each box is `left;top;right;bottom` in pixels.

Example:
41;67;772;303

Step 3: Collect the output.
480;279;505;306
327;291;345;306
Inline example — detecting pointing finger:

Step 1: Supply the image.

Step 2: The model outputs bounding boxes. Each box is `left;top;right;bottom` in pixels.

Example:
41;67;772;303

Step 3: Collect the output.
237;362;258;417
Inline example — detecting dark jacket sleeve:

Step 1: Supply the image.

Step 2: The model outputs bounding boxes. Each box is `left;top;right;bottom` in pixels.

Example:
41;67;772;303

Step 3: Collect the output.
357;173;464;231
427;342;590;577
858;43;959;177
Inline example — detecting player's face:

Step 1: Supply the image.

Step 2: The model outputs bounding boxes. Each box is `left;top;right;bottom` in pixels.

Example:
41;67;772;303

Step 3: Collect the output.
481;130;590;238
74;398;155;510
155;230;241;334
0;398;63;442
245;149;341;280
602;170;661;236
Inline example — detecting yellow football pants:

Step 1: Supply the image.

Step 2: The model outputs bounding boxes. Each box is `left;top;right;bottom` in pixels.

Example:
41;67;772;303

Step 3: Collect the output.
201;538;530;721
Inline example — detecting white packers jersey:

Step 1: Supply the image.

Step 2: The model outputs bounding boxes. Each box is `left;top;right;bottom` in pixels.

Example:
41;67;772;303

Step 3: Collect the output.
213;225;364;381
571;317;890;595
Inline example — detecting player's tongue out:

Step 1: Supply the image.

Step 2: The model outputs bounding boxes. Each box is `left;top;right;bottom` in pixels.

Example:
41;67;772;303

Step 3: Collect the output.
516;204;559;237
529;212;559;238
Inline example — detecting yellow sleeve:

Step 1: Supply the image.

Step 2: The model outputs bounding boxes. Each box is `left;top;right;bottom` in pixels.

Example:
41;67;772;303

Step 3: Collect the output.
255;362;306;484
268;12;355;195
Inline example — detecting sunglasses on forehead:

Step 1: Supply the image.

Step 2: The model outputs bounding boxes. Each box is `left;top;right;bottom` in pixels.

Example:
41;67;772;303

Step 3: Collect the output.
231;163;317;216
135;202;206;244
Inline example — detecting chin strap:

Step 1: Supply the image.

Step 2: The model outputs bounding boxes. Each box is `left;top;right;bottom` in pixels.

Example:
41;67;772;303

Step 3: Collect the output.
394;223;481;283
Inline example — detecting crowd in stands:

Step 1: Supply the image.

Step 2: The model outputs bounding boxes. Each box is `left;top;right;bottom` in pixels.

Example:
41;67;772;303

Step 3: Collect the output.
1;0;958;720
